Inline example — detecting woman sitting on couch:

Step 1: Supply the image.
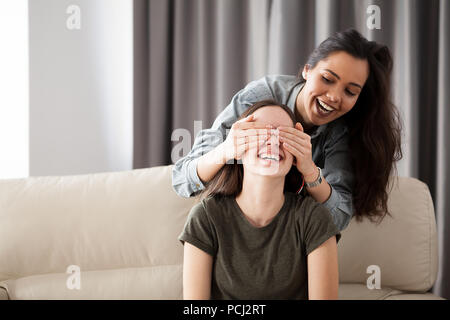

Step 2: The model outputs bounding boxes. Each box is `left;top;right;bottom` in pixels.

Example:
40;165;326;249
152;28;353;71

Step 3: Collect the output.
178;100;341;300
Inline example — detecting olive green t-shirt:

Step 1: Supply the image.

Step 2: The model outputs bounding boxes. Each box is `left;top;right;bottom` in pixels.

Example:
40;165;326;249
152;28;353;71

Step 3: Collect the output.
178;192;341;300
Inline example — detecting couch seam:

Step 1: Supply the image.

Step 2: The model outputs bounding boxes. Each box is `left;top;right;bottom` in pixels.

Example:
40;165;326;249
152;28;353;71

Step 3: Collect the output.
0;263;183;282
417;178;433;291
415;179;433;291
377;288;404;300
426;181;433;290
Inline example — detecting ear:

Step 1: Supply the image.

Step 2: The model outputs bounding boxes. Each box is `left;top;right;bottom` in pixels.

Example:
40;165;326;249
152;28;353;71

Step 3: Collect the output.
302;64;311;80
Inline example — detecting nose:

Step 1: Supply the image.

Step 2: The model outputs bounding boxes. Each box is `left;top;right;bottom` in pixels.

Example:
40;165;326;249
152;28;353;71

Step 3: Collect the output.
267;132;280;146
264;130;280;154
263;129;279;146
326;89;340;105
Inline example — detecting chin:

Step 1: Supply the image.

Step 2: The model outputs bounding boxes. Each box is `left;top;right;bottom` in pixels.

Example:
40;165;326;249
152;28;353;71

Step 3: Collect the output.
243;153;292;177
253;161;292;177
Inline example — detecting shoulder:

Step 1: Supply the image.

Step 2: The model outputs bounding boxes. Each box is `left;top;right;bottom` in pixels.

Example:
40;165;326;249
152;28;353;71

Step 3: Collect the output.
288;193;332;224
263;74;300;88
326;117;349;136
201;194;230;209
190;195;233;220
322;117;350;146
291;193;322;211
242;75;300;99
263;75;302;98
290;194;340;237
184;197;221;236
186;201;208;223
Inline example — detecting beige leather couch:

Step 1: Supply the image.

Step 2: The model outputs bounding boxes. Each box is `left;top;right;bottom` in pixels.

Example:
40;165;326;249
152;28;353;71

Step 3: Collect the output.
0;165;444;299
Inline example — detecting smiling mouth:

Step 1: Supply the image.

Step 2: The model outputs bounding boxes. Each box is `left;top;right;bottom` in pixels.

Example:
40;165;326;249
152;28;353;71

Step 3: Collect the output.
316;98;335;114
258;154;281;161
257;150;284;162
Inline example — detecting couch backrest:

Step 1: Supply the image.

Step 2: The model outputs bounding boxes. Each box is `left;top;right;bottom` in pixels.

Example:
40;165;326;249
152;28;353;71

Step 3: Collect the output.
338;176;438;292
0;165;197;299
0;165;438;298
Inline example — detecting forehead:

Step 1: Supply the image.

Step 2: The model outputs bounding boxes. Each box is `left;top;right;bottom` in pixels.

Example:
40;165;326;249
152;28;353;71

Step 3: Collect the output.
318;51;369;85
251;106;294;127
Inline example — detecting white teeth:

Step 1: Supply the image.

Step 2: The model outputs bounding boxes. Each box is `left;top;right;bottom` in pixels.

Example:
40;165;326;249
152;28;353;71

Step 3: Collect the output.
318;99;334;112
258;154;280;161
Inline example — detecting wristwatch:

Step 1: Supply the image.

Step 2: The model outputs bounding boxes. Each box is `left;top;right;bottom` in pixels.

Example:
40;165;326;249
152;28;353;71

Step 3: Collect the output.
305;167;323;188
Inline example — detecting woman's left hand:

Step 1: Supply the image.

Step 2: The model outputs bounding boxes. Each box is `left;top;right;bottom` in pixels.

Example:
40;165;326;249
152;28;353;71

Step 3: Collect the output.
277;122;317;177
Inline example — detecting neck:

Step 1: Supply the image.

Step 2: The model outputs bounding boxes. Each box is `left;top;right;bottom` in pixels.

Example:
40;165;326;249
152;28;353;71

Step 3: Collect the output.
235;171;286;228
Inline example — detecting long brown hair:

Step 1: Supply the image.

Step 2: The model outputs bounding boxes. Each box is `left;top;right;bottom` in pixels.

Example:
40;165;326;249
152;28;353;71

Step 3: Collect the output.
300;29;403;223
199;100;303;201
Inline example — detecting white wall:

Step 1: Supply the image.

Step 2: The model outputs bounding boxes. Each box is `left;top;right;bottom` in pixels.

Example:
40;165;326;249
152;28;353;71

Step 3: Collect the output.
29;0;133;176
0;0;29;179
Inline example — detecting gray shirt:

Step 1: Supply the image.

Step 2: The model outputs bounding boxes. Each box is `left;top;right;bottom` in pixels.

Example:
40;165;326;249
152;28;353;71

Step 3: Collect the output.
172;75;354;231
178;192;341;300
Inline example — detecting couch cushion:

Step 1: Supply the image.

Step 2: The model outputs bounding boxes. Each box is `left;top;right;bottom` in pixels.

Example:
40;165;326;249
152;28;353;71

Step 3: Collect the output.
0;265;182;300
0;165;197;297
338;283;403;300
385;293;445;300
338;284;444;300
337;177;438;292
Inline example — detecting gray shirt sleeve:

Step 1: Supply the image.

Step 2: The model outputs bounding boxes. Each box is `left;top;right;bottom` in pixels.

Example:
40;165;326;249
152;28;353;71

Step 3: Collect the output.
320;124;355;231
171;77;273;198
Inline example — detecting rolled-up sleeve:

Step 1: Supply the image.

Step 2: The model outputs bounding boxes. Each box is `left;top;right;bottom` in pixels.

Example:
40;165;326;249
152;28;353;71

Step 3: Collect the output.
321;125;355;231
172;78;273;198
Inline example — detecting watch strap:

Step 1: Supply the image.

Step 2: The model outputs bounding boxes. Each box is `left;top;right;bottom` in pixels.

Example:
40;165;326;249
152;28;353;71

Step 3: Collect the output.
305;167;323;188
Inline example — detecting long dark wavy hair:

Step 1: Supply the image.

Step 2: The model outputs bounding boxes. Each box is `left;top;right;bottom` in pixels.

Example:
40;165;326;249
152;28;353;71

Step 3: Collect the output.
299;29;402;223
199;100;304;201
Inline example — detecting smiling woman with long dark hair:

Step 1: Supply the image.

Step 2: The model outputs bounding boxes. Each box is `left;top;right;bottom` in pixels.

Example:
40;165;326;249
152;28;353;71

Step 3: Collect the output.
173;28;402;230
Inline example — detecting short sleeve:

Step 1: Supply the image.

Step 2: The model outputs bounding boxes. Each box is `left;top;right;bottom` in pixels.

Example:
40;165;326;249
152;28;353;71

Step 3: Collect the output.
300;197;342;255
178;202;217;257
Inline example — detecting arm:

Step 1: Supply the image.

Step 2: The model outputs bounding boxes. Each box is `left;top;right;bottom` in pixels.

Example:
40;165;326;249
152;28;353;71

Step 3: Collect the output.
282;122;332;204
196;142;227;185
197;116;269;184
320;122;354;231
278;120;353;231
304;168;332;204
172;77;273;198
307;235;339;300
183;242;214;300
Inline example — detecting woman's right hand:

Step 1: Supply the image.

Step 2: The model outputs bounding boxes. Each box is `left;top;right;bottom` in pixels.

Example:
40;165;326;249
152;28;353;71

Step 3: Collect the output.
220;114;272;163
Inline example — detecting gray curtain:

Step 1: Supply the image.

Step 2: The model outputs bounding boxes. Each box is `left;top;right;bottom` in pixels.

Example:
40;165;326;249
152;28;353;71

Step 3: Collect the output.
133;0;450;299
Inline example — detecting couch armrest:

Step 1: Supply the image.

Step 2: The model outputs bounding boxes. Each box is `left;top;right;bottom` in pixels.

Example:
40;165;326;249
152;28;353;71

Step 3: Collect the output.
0;285;9;300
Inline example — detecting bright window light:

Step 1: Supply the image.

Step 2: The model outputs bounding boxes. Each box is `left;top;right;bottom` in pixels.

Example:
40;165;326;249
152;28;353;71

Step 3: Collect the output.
0;0;29;179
